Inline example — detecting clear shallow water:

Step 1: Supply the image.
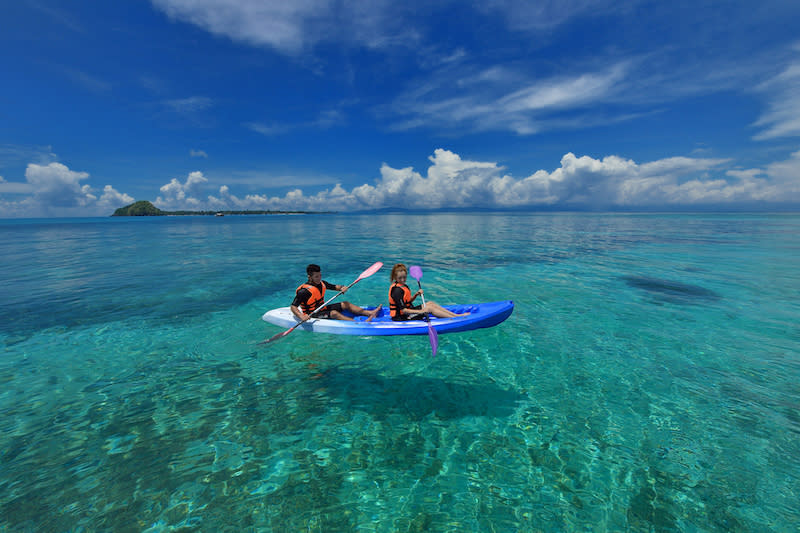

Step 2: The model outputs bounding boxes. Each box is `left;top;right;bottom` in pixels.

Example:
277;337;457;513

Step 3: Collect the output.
1;213;798;531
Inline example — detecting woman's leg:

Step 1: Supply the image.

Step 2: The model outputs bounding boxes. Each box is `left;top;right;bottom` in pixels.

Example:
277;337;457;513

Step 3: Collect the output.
340;301;382;321
422;301;469;318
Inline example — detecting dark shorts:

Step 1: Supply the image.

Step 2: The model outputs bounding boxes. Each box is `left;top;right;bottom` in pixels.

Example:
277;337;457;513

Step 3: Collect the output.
315;302;343;318
391;305;424;321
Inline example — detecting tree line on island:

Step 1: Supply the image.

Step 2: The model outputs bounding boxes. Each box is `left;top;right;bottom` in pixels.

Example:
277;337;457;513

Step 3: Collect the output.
112;201;329;216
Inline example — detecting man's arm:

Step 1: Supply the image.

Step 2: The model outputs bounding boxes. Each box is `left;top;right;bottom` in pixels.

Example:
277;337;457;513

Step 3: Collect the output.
291;289;310;320
324;280;346;293
290;305;307;321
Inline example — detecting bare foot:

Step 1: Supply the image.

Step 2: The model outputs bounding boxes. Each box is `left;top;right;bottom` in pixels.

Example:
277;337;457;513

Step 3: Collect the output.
366;305;382;322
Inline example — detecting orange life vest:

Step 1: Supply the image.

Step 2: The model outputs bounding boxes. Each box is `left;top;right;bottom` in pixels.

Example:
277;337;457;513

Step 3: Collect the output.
389;282;413;318
296;282;326;313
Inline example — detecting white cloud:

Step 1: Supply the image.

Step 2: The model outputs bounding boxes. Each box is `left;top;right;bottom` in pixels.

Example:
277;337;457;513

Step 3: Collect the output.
152;0;323;53
246;122;290;136
478;0;612;32
151;0;616;58
149;1;795;140
97;185;136;209
0;144;59;167
150;0;416;55
761;150;800;198
190;149;208;158
376;17;797;137
155;171;210;209
151;148;798;213
246;108;348;137
8;150;793;218
163;96;213;114
753;55;800;140
0;162;133;217
500;65;628;113
387;63;630;135
25;162;94;207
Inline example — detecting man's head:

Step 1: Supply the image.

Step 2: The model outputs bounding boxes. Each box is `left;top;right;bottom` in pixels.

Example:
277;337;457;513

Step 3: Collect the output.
306;263;322;283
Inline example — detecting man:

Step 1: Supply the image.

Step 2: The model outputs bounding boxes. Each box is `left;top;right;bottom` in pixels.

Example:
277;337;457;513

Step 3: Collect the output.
291;264;380;322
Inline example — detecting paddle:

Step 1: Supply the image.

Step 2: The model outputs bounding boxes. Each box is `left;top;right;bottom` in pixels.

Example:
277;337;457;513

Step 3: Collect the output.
409;265;438;357
259;261;383;345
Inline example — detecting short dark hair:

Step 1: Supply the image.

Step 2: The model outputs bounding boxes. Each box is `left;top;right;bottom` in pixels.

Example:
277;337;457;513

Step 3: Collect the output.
306;264;321;276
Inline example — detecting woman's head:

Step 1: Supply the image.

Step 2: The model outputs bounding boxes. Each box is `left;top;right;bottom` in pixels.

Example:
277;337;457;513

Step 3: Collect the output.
391;263;408;282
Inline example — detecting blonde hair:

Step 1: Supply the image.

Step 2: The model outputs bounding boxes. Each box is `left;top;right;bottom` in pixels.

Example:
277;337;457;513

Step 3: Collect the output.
390;263;407;282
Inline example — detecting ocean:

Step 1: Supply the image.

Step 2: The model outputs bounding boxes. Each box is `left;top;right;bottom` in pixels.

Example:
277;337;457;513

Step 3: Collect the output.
1;213;798;532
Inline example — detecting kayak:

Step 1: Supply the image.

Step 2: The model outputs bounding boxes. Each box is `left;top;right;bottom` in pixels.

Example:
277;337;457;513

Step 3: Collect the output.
261;300;514;336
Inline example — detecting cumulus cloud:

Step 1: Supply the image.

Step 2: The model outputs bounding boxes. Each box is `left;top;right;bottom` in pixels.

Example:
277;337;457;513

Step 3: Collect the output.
155;171;209;209
25;162;94;207
7;149;794;218
152;149;798;213
335;150;746;209
97;185;136;209
0;162;133;217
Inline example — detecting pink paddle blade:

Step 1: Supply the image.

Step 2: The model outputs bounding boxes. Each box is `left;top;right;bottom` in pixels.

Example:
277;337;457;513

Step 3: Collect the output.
359;261;383;280
409;265;422;280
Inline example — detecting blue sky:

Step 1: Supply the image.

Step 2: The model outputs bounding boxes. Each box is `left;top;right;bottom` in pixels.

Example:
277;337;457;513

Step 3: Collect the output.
1;1;799;216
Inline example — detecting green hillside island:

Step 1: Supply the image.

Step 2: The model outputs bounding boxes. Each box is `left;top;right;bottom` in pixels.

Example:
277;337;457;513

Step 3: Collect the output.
111;201;327;216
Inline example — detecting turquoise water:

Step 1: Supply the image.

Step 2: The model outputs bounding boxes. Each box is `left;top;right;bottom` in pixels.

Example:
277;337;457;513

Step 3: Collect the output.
1;213;798;532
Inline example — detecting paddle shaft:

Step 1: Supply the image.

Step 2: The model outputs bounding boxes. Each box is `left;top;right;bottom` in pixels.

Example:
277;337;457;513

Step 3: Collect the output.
415;280;427;310
414;277;439;357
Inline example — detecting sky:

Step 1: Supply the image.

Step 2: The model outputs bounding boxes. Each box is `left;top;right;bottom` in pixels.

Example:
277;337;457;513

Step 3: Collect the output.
1;0;799;217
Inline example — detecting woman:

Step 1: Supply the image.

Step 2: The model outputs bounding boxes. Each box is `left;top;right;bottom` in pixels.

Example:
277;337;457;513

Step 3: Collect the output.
388;263;468;321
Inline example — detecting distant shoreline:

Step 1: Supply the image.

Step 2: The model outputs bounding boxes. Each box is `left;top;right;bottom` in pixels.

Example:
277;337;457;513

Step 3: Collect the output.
158;210;331;216
111;200;332;217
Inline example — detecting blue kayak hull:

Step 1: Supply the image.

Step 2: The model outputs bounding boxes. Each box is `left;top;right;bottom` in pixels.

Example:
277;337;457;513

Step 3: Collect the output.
262;300;514;336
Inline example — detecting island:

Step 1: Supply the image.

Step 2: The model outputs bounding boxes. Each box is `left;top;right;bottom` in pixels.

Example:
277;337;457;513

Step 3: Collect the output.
111;201;327;216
